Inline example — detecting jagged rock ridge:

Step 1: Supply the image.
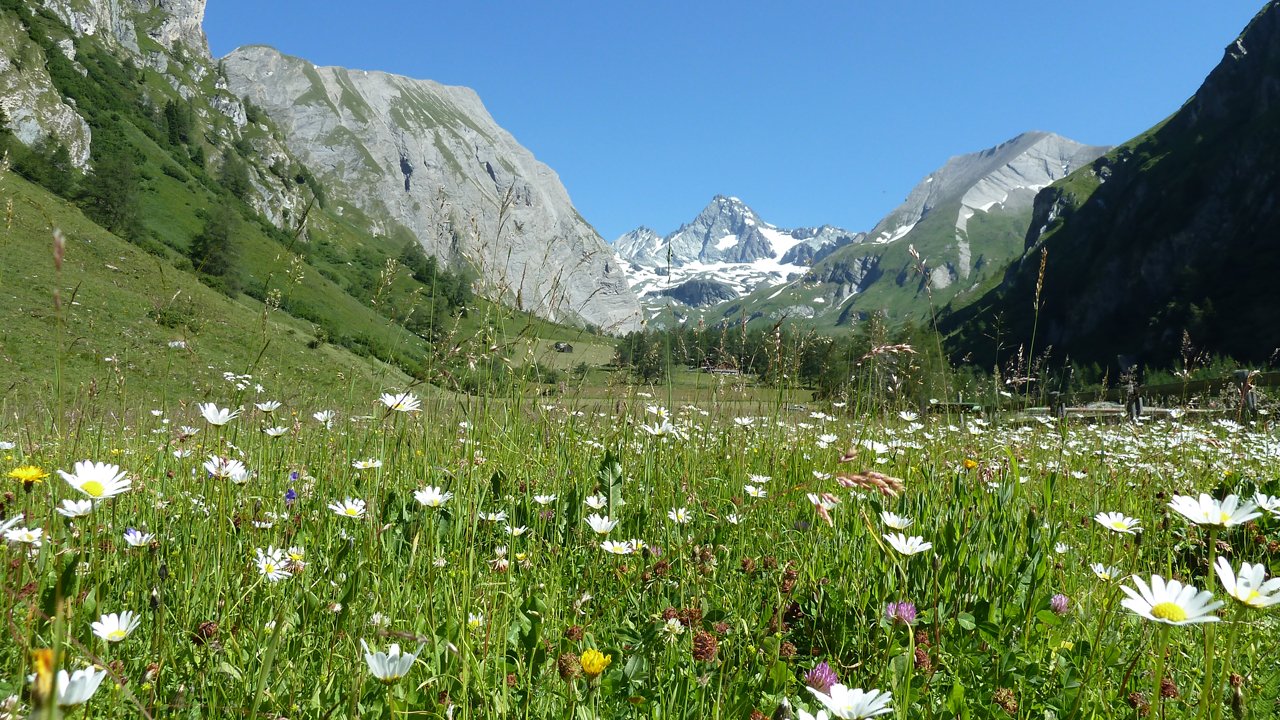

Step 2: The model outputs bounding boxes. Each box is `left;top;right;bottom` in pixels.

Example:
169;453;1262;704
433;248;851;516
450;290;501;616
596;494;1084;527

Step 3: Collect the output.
222;46;640;332
615;195;863;310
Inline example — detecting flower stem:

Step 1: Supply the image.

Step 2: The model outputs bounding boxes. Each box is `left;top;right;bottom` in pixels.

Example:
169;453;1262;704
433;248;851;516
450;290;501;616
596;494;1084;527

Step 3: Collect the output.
1152;626;1170;718
1199;527;1219;720
1210;605;1246;720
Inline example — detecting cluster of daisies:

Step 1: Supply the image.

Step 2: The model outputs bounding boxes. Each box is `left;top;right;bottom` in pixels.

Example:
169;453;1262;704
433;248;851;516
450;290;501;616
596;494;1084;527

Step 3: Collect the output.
1099;494;1280;625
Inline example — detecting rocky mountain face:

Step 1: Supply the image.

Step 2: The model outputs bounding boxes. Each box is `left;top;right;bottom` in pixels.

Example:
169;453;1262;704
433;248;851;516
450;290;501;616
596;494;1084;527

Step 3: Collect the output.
40;0;208;56
944;2;1280;367
1;0;306;220
221;46;640;332
615;195;863;313
784;131;1108;328
0;9;92;167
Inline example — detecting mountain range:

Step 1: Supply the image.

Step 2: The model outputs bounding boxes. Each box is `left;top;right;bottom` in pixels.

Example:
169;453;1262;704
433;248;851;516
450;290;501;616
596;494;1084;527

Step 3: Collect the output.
616;132;1108;330
2;0;1277;377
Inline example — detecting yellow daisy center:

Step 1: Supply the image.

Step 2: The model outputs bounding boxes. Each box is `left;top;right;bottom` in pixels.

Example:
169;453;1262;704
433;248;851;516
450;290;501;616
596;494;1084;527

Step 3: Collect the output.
1110;520;1127;530
1150;602;1188;622
1219;512;1231;524
264;563;276;574
81;480;105;497
345;508;358;516
1245;590;1261;604
108;630;126;641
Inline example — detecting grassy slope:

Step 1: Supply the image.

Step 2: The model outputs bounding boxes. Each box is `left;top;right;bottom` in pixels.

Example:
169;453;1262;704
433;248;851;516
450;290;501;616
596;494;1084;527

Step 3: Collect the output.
0;170;415;412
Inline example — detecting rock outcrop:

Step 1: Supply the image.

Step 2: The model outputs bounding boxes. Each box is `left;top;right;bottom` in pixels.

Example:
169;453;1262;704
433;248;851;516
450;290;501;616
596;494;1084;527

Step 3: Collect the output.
222;46;641;332
0;11;91;167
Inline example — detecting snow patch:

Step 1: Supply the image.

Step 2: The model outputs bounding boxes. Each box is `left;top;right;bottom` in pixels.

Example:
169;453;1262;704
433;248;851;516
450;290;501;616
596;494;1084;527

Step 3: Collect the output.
875;222;917;244
715;234;740;251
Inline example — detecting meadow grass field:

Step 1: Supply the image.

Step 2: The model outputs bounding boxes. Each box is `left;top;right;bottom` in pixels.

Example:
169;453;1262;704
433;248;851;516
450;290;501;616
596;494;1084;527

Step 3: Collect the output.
1;379;1279;719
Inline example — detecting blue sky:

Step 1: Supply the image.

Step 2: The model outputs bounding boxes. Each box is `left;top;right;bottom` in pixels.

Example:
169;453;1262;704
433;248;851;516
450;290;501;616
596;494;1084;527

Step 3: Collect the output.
205;1;1263;240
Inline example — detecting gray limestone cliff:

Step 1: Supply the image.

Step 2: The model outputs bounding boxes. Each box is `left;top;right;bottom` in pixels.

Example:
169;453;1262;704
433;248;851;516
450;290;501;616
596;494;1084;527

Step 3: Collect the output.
222;45;641;332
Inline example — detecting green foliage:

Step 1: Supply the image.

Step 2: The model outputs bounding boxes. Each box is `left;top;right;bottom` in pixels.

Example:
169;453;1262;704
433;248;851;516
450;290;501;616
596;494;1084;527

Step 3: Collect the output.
10;135;76;198
188;202;239;290
218;150;252;200
162;99;193;147
78;128;142;238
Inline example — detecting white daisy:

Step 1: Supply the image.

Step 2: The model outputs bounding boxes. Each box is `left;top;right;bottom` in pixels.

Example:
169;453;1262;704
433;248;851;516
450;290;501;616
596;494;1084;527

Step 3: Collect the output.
379;392;421;413
329;498;367;519
414;486;453;508
879;511;913;530
91;611;140;643
59;461;130;500
1094;511;1142;534
123;528;154;547
1214;557;1280;609
808;683;893;719
197;403;239;426
1167;493;1261;527
361;639;422;684
56;499;94;518
585;514;618;535
1120;574;1222;625
255;547;291;582
884;533;932;556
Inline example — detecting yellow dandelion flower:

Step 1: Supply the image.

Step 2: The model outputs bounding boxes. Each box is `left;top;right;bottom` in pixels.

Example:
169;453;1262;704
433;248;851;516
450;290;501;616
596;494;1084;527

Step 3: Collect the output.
9;465;49;485
580;649;611;678
962;458;979;470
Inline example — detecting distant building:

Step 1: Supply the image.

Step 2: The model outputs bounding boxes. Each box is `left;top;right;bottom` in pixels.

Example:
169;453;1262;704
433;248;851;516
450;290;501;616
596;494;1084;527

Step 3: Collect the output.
702;363;742;376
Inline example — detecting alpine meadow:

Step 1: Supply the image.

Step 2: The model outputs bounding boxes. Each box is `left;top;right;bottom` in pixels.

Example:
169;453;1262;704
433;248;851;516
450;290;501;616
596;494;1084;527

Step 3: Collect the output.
1;1;1280;719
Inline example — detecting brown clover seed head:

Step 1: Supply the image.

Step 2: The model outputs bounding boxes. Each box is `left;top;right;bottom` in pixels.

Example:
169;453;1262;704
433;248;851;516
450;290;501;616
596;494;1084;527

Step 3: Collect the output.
762;555;778;570
653;560;671;576
1127;692;1150;713
193;621;218;646
741;557;757;574
557;652;581;681
779;641;797;659
1160;677;1179;699
913;647;932;672
564;625;584;642
680;606;703;627
505;673;518;688
915;630;931;647
662;607;680;621
993;687;1018;715
713;622;730;636
692;630;718;662
750;711;768;720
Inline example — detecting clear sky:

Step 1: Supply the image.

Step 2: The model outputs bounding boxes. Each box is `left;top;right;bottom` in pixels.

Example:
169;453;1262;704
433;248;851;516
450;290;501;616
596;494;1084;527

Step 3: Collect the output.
205;1;1264;241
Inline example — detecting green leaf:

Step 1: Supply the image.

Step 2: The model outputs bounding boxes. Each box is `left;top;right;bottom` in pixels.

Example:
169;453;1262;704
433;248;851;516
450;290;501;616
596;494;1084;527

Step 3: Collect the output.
957;611;976;630
1036;610;1063;627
